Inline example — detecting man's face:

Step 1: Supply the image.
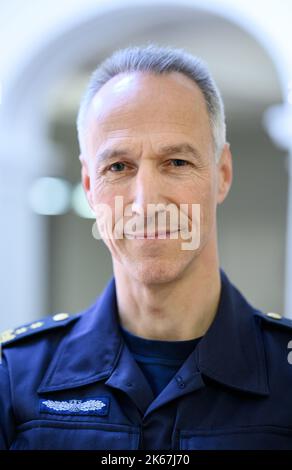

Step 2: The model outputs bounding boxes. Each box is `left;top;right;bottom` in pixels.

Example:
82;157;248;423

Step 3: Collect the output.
81;71;231;284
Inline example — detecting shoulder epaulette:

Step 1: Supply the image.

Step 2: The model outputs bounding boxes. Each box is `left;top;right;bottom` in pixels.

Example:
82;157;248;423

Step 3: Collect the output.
0;312;80;346
253;310;292;328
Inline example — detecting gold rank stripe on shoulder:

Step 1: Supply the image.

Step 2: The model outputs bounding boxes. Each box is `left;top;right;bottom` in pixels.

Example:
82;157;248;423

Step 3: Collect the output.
0;329;16;343
0;313;71;345
260;311;292;327
266;312;282;320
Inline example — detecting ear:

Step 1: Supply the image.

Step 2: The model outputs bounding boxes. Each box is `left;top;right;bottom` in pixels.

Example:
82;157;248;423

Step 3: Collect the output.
216;143;233;205
80;154;94;210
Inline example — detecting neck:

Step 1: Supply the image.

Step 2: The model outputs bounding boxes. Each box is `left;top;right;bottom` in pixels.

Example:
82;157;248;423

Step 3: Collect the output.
113;239;221;341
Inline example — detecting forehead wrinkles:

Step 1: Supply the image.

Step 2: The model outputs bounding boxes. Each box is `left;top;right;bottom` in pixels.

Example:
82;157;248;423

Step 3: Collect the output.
95;119;201;136
88;106;205;152
90;105;202;134
88;122;212;164
88;98;209;141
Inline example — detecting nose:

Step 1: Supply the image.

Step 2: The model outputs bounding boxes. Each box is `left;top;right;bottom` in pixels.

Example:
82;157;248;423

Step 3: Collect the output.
131;162;164;218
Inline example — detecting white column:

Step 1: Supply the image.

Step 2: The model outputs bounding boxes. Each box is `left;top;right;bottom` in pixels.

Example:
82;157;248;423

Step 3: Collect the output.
0;138;51;331
264;104;292;318
285;152;292;317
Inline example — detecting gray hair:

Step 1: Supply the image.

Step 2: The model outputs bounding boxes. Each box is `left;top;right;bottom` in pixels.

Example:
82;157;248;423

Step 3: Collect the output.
77;44;226;161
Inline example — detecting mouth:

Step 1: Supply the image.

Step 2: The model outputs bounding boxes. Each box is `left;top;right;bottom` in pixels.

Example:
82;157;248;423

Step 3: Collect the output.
124;230;179;239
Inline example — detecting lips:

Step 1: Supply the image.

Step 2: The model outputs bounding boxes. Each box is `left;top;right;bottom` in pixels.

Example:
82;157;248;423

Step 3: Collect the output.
125;230;179;239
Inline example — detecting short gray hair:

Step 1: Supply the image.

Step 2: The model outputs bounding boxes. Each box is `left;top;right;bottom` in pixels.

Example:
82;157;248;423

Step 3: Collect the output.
77;44;226;161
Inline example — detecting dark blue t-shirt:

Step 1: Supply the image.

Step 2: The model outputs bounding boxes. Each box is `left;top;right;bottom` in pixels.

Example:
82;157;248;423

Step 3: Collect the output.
121;326;201;397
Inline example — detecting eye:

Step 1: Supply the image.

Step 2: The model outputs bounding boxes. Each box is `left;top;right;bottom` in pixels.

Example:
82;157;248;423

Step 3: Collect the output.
169;159;190;167
108;162;126;172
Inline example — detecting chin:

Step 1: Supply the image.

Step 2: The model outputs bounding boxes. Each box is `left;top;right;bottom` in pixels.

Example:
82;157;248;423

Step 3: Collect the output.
127;258;188;285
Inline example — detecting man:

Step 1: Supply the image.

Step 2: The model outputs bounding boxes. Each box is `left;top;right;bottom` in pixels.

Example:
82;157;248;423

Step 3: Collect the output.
1;45;292;450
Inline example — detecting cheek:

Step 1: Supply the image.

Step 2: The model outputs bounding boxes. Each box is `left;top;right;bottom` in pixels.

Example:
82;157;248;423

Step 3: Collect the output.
184;171;216;207
91;179;129;238
91;168;130;203
183;174;217;231
91;176;115;208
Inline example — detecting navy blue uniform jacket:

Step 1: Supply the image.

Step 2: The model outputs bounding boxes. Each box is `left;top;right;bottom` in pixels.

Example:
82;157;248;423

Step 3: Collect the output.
1;270;292;450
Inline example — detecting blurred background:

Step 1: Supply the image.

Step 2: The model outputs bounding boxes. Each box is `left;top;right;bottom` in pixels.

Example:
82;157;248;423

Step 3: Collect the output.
1;0;292;331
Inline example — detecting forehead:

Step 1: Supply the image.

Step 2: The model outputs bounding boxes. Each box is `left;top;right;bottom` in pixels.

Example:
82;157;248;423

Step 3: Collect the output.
85;71;212;155
90;71;207;120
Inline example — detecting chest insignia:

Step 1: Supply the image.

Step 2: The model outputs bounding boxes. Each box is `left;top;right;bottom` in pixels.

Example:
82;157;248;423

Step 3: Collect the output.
40;397;109;416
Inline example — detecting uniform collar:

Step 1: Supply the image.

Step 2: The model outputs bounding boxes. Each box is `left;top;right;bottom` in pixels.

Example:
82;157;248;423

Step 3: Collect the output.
38;270;269;396
38;277;122;393
196;270;269;395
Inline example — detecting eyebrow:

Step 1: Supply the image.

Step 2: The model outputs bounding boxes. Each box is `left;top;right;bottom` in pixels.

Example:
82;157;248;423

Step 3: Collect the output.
157;143;203;161
96;148;132;164
95;143;203;165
